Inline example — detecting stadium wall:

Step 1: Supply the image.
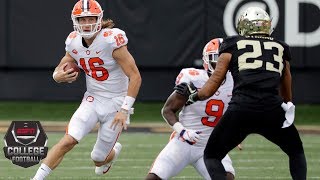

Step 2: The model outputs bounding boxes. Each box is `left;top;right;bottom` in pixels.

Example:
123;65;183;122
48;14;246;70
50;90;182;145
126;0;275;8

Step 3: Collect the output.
0;0;319;103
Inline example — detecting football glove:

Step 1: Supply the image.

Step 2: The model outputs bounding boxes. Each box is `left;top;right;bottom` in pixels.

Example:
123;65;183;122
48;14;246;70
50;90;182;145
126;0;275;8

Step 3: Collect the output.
180;129;201;145
174;82;197;98
186;92;199;106
173;122;201;145
281;101;295;128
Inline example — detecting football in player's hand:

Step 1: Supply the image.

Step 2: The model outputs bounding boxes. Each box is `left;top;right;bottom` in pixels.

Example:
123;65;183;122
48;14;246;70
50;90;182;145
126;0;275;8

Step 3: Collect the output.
64;62;80;73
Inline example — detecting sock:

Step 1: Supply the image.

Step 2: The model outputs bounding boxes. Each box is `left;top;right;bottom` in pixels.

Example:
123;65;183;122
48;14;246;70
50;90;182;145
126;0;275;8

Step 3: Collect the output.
33;163;52;180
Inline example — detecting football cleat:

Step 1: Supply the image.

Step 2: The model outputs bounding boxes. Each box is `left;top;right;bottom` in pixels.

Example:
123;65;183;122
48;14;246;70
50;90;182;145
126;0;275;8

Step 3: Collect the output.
95;142;122;175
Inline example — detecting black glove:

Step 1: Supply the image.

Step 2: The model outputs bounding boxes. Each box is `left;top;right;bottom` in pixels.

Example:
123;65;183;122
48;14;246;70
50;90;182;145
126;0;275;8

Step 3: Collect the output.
186;92;199;106
174;82;197;98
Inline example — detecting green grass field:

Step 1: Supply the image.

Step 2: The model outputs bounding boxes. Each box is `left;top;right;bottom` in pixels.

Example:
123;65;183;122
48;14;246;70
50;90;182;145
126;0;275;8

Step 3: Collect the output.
0;132;319;179
0;101;319;179
0;101;320;124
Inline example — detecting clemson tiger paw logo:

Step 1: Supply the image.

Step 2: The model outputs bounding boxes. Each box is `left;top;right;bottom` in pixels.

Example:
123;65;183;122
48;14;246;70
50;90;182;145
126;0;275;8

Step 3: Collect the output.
103;31;113;37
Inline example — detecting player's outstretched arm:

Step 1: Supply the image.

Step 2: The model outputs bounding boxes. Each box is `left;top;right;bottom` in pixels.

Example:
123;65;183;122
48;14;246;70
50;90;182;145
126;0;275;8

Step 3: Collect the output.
199;53;231;99
189;53;231;104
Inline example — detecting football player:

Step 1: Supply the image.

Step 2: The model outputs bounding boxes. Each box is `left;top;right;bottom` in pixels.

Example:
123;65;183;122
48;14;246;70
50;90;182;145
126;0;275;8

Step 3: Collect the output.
186;7;307;179
32;0;141;179
146;38;235;180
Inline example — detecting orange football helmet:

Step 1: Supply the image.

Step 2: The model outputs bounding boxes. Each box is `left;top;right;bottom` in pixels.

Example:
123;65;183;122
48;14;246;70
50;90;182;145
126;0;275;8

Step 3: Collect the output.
202;38;223;74
71;0;103;39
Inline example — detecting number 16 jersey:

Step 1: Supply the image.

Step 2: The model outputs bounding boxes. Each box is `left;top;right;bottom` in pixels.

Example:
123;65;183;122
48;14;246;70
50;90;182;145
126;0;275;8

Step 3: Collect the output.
65;28;129;98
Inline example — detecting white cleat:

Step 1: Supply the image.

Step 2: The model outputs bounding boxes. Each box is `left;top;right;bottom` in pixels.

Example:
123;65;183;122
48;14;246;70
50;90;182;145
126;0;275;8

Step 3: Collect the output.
95;142;122;175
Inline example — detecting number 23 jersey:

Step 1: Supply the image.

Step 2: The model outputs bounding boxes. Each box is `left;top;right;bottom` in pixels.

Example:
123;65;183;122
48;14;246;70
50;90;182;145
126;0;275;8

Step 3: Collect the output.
176;68;234;147
220;35;292;111
65;28;129;98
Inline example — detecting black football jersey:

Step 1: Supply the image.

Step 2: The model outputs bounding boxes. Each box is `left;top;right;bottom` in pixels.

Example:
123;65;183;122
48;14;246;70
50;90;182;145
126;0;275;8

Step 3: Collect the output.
219;35;292;111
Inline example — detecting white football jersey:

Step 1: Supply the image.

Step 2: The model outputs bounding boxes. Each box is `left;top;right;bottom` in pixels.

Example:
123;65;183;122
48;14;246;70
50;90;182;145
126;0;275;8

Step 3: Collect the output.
65;28;129;98
175;68;234;147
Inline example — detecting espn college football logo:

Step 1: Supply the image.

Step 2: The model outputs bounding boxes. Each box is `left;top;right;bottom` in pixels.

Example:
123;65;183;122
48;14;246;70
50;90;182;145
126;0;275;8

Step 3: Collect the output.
3;121;48;168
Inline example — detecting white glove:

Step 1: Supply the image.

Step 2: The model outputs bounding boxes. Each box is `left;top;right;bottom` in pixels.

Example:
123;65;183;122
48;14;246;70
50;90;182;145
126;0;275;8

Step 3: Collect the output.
281;102;295;128
180;129;201;144
173;122;201;145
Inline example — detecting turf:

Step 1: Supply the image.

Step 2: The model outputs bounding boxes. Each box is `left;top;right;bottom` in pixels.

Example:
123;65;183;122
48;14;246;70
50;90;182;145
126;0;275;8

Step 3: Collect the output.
0;101;319;125
0;132;319;179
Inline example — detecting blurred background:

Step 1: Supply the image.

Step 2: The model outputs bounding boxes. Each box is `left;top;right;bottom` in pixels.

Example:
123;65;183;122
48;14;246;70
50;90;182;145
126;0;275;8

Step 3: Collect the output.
0;0;319;103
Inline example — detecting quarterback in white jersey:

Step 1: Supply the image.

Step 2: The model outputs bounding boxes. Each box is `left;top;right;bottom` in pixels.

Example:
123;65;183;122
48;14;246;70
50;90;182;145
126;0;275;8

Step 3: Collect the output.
146;38;235;180
32;0;141;180
65;28;130;99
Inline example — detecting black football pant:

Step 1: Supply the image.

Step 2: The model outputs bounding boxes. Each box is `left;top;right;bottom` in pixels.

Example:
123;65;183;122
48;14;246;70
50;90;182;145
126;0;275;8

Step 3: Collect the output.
203;106;307;180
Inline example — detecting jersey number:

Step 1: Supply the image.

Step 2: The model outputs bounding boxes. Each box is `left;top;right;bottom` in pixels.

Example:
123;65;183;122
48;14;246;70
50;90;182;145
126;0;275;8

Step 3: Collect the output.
237;40;284;75
201;99;224;127
79;57;109;81
114;34;125;46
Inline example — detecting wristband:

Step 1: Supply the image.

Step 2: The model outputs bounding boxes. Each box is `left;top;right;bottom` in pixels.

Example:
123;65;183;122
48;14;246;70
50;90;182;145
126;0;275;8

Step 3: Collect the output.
119;108;129;115
52;71;58;82
172;122;185;134
121;96;135;111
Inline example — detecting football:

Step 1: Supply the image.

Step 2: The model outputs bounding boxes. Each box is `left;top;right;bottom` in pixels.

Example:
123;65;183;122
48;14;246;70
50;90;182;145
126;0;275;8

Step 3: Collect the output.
64;62;80;73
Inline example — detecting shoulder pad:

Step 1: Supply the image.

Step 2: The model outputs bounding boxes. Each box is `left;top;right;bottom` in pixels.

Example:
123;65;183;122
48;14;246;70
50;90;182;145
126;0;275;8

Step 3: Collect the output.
175;68;199;85
65;31;78;46
102;28;128;50
219;35;240;54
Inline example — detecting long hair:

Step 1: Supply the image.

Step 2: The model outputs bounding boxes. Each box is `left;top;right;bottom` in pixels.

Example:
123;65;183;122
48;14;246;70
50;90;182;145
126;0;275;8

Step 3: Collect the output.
101;19;115;29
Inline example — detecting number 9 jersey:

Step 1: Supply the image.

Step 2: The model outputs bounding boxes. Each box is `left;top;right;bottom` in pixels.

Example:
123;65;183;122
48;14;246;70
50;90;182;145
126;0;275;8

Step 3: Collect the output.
175;68;234;147
65;28;129;98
